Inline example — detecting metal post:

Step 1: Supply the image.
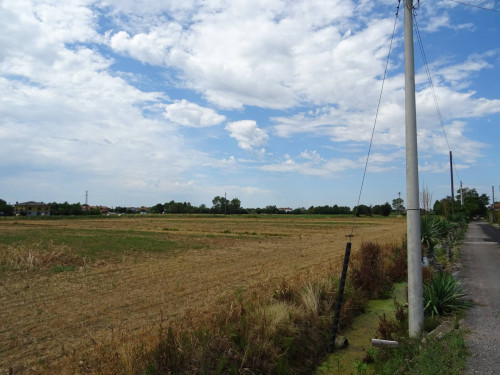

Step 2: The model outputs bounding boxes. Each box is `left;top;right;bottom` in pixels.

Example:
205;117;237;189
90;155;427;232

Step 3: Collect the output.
404;0;424;337
331;241;352;347
450;151;455;215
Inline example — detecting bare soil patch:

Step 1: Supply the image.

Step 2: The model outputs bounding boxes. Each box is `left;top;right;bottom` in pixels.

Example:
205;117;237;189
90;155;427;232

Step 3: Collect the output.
0;215;405;373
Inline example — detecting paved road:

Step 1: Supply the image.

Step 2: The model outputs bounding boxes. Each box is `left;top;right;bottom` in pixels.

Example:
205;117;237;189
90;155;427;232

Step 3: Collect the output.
461;221;500;375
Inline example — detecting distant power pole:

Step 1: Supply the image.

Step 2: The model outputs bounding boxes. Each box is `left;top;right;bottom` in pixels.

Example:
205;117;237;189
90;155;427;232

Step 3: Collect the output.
450;151;455;216
224;192;227;216
398;192;401;215
460;181;463;206
493;186;495;207
85;190;88;206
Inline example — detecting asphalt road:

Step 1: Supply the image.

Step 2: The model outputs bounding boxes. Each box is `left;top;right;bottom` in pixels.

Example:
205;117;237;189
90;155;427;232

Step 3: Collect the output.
460;221;500;374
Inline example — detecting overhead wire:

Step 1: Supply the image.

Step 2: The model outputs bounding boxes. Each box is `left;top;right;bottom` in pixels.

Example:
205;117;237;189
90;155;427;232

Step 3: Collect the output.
447;0;500;13
412;11;463;186
348;0;402;238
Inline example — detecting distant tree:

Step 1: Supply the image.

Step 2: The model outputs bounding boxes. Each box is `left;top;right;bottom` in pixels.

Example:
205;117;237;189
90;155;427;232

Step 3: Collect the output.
69;203;83;215
372;205;383;215
433;199;442;215
0;199;14;216
149;203;164;214
392;197;405;214
229;198;242;214
212;196;229;214
353;204;372;217
198;204;210;214
457;187;489;218
263;205;279;214
381;202;392;216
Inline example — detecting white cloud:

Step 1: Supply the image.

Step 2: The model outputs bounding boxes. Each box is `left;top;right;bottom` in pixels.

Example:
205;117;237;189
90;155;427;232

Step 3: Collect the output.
260;153;359;177
164;99;226;127
225;120;268;150
106;1;396;110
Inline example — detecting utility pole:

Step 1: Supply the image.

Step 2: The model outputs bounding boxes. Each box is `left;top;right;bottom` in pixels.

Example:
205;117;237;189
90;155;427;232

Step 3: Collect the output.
460;181;464;206
224;192;227;216
493;186;495;208
398;191;401;215
404;0;424;337
450;151;455;215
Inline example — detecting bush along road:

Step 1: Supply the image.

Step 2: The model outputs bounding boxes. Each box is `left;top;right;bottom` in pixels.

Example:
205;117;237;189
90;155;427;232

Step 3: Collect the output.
460;221;500;375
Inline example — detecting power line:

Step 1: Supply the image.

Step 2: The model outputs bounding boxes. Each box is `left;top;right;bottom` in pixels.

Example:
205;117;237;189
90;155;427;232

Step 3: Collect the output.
349;0;402;237
447;0;500;13
413;13;463;184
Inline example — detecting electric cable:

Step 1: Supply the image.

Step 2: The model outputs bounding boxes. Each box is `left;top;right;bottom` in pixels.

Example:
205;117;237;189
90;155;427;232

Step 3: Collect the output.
447;0;500;13
413;14;463;187
348;0;402;238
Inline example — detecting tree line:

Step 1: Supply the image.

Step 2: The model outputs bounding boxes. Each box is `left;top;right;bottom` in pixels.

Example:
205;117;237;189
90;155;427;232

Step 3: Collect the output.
0;197;398;216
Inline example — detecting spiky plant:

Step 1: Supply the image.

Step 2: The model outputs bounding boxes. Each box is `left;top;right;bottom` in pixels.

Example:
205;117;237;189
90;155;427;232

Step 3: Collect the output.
423;272;473;317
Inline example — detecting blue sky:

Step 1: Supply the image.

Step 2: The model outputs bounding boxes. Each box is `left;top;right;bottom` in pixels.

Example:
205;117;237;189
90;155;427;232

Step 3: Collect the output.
1;0;499;209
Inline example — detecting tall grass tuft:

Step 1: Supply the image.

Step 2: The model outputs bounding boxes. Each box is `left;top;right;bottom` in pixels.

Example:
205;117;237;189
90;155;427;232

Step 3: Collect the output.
0;241;85;271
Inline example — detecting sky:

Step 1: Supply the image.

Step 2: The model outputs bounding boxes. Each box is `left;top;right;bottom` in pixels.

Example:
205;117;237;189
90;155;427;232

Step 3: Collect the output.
1;0;499;210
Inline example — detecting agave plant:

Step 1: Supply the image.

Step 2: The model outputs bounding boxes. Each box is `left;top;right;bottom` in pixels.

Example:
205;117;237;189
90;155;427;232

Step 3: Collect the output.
420;216;446;257
423;272;473;317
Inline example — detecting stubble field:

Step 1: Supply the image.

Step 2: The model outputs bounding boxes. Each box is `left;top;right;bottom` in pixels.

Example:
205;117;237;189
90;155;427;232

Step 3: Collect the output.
0;214;406;374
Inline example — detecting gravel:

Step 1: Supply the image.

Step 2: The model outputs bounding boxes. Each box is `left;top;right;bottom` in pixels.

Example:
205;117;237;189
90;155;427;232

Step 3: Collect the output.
460;221;500;375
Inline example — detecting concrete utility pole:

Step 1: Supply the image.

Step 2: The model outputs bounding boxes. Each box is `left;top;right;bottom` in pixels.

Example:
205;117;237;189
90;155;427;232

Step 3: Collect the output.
404;0;424;337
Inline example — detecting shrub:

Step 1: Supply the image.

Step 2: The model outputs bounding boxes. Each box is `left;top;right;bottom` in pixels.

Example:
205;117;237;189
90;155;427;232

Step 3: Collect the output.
374;329;468;375
350;242;392;299
376;313;399;340
385;241;407;283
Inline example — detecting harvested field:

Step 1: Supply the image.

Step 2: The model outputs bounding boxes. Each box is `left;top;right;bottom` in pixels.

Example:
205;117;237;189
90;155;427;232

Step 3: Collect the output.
0;215;406;373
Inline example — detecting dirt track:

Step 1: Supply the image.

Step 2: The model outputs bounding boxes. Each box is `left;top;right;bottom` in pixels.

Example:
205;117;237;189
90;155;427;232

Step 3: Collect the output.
0;216;405;373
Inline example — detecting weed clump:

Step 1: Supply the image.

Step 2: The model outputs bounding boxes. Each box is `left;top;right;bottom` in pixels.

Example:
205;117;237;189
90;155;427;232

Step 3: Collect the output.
350;242;393;299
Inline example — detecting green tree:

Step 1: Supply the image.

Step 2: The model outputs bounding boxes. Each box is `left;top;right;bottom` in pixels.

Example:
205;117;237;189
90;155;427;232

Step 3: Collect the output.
392;197;405;214
353;204;372;217
211;196;229;214
381;202;392;216
457;187;489;218
229;198;242;214
149;203;164;214
0;199;14;216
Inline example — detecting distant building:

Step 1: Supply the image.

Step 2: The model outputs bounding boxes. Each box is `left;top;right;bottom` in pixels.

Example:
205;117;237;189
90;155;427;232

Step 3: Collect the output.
279;207;293;213
15;201;50;216
488;202;500;223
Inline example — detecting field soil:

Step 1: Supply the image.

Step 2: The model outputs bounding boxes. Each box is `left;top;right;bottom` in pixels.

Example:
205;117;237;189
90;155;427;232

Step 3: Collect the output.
0;215;406;374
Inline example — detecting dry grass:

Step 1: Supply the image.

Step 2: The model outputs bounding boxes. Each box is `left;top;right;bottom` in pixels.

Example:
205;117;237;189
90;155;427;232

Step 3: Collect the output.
0;241;86;271
0;215;406;373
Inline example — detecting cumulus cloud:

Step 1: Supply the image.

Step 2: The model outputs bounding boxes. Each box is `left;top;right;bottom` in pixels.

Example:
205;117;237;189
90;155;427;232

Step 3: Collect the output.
164;99;226;127
225;120;268;150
